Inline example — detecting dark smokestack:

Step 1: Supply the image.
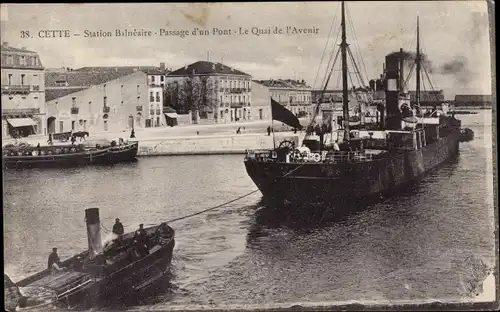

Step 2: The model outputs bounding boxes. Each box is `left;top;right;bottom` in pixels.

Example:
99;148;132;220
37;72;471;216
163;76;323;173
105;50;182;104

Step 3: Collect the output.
85;208;103;259
385;52;401;130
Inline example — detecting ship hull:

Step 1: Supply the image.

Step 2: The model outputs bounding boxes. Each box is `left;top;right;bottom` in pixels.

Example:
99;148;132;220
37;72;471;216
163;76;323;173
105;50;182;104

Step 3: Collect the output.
244;129;460;206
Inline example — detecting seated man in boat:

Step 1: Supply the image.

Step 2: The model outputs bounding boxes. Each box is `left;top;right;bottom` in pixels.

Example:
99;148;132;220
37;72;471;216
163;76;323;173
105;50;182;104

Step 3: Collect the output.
133;224;150;256
47;247;63;272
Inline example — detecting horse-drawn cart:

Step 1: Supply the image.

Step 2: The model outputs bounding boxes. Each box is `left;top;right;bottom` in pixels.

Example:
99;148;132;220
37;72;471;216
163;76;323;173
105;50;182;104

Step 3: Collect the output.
52;131;72;142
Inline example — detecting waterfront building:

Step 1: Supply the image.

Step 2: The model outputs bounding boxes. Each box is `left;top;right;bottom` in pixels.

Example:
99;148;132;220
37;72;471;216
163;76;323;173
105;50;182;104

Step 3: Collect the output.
454;94;493;108
45;65;169;133
165;61;252;124
256;79;312;118
250;80;271;121
1;42;46;138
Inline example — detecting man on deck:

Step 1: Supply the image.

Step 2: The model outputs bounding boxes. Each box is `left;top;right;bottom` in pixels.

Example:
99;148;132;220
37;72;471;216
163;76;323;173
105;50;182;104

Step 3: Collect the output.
47;248;63;272
112;218;124;242
133;224;149;256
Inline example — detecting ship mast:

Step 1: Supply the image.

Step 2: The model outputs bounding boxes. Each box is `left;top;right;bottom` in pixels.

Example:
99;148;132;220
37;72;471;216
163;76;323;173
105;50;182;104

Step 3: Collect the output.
341;0;349;141
415;16;420;108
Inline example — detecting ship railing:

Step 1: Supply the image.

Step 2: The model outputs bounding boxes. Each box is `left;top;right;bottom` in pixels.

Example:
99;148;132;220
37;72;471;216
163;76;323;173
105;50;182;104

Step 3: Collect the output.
324;150;373;163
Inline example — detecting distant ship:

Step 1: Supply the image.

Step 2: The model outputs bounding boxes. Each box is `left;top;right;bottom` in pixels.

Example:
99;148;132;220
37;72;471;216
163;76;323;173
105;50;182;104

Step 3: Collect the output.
244;1;462;207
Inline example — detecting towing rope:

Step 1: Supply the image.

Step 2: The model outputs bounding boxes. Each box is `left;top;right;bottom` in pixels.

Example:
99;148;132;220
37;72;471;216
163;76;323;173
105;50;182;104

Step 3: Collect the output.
165;162;307;224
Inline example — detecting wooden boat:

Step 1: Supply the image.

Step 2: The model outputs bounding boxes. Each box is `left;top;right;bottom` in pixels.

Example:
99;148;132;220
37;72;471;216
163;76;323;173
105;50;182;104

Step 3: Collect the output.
2;139;139;169
7;208;175;311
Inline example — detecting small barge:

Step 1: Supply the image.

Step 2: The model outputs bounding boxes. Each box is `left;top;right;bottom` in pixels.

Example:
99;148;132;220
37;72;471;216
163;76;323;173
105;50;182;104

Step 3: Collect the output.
5;208;175;311
2;138;138;169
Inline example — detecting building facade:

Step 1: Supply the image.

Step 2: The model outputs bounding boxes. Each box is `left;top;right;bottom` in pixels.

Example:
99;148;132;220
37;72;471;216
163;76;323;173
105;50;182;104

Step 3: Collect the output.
165;61;252;124
45;69;158;133
255;79;312;117
1;42;46;137
250;80;271;121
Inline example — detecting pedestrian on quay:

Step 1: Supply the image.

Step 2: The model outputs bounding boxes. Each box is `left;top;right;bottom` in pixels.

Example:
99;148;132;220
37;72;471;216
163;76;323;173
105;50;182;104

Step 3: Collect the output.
47;133;53;145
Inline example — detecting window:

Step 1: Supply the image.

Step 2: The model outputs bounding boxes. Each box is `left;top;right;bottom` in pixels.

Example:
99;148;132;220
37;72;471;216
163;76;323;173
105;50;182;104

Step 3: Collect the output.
151;76;155;83
8;74;12;85
160;76;164;82
137;85;140;94
33;57;38;66
21;74;25;85
20;56;25;65
7;55;13;64
34;96;38;100
103;96;107;107
103;84;106;92
121;101;124;106
121;85;124;92
71;121;75;131
72;97;76;107
156;92;160;102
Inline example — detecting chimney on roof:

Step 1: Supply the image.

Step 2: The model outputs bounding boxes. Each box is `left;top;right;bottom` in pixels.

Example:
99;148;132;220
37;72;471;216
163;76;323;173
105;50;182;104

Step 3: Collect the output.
192;69;195;75
160;62;165;70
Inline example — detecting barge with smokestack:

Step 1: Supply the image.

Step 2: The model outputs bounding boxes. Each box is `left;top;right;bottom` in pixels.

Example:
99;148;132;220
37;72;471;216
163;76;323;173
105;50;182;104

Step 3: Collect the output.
5;208;175;311
244;1;468;208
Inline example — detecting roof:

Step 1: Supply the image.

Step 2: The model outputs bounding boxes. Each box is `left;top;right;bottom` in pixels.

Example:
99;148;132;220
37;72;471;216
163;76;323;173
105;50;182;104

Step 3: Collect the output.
0;45;37;54
256;79;311;89
168;61;250;77
45;69;142;88
45;88;87;101
75;66;170;75
454;94;492;102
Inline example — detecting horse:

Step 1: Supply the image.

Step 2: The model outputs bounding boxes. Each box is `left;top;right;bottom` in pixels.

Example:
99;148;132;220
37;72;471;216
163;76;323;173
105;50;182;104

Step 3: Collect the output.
72;131;90;141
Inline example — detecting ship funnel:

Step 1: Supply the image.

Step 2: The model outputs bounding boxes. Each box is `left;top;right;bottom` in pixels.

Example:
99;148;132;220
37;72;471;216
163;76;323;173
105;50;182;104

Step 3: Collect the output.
85;208;103;259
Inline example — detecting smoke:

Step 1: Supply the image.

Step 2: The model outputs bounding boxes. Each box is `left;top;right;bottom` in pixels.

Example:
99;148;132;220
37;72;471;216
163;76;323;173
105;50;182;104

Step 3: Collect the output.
436;56;472;86
388;50;473;87
101;232;119;250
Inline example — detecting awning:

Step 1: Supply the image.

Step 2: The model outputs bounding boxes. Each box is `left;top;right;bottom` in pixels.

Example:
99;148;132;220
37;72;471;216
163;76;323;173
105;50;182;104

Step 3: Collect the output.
7;118;37;128
164;113;179;118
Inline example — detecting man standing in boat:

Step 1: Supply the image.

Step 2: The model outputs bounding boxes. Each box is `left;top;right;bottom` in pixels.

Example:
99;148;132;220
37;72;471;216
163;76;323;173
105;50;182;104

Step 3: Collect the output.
133;224;149;256
112;218;124;242
47;247;63;272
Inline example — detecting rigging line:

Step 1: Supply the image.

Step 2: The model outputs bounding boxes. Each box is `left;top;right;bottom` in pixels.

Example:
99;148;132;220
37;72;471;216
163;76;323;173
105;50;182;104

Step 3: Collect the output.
346;5;370;85
347;46;366;87
312;4;340;90
165;162;308;224
320;25;342;91
308;47;341;130
404;62;416;90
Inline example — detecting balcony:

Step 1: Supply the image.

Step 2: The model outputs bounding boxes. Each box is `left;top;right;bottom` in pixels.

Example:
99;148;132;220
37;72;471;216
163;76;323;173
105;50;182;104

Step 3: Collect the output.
71;107;79;114
103;106;110;113
1;85;30;94
136;106;143;111
155;97;161;102
155;109;161;115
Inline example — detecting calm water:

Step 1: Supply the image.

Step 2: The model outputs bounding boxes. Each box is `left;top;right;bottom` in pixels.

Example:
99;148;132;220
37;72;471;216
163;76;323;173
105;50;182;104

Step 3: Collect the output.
3;110;495;310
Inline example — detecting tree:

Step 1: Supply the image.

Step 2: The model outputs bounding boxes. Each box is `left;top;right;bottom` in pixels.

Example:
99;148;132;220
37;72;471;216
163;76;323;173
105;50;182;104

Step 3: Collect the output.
173;75;216;119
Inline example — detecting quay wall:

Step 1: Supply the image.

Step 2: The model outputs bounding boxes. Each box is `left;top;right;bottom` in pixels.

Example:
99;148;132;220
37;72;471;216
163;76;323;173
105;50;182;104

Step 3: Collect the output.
137;133;304;156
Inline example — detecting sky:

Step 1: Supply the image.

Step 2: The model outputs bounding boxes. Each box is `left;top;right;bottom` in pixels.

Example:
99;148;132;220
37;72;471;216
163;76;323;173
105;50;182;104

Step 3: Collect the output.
0;1;493;99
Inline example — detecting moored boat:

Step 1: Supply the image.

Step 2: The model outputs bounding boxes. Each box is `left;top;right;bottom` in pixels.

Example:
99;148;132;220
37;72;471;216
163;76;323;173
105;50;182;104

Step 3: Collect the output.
6;208;175;311
244;1;463;208
2;136;139;169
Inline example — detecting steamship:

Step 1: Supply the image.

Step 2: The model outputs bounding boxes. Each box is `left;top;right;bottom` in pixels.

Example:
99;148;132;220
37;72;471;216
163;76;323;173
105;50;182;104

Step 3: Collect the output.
244;1;462;207
5;208;175;311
